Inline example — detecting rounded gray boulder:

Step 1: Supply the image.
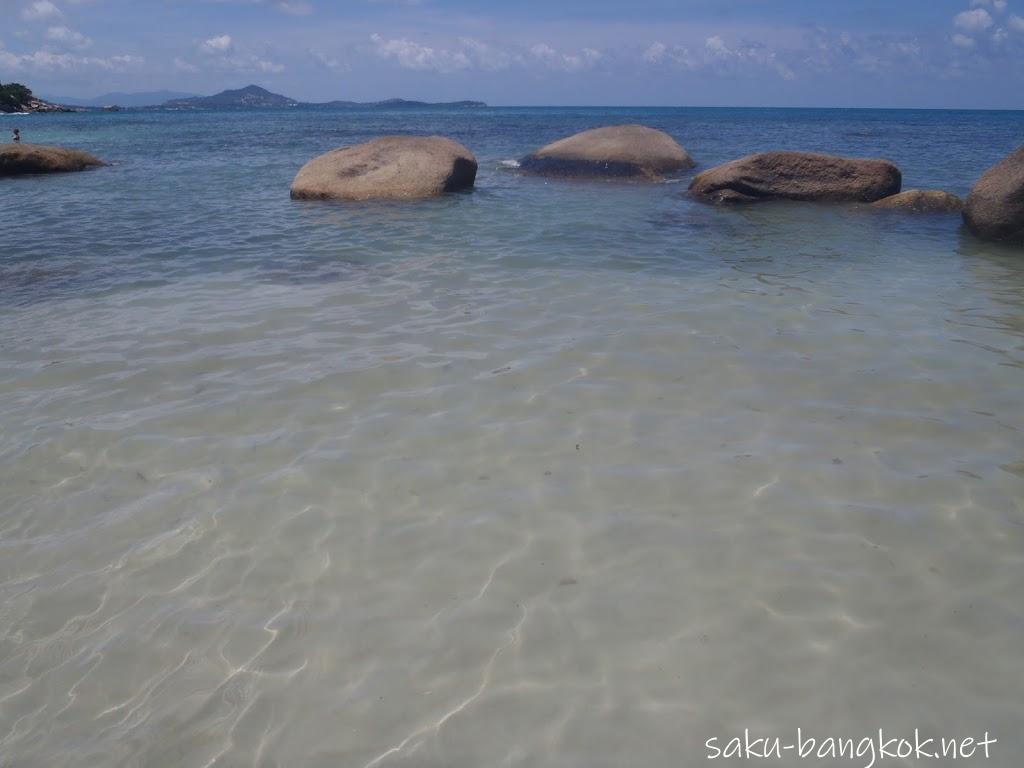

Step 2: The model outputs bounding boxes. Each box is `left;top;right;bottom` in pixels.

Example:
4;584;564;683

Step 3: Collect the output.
519;124;694;181
0;143;105;176
963;145;1024;244
290;136;478;201
689;151;901;205
871;189;962;213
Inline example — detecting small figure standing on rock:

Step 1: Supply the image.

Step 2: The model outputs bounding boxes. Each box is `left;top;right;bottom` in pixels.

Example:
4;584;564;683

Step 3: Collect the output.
11;128;20;143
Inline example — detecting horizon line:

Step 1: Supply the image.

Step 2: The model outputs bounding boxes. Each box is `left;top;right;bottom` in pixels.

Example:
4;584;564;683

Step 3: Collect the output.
23;83;1023;113
39;101;1024;113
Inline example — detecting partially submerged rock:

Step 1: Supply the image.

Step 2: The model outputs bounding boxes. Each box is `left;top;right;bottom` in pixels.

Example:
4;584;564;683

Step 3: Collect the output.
963;145;1024;244
0;143;105;176
871;189;962;213
689;151;901;204
519;124;693;181
290;136;477;201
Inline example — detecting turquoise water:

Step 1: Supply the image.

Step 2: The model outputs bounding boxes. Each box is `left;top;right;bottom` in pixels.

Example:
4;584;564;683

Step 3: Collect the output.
3;107;1023;301
1;107;1024;767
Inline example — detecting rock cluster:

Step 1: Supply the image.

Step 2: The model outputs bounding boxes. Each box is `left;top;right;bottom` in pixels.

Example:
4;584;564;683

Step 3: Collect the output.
284;127;1023;249
2;102;1018;249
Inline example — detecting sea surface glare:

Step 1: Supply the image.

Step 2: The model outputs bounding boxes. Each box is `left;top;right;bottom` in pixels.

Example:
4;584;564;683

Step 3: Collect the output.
1;107;1023;767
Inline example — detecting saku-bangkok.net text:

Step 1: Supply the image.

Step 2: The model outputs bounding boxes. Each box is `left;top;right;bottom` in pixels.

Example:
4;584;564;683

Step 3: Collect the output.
705;728;997;767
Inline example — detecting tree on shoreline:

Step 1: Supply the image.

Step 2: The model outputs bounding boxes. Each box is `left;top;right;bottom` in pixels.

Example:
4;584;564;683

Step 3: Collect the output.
1;82;33;112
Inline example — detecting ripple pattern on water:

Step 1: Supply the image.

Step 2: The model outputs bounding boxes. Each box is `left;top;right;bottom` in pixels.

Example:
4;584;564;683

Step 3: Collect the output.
1;107;1023;767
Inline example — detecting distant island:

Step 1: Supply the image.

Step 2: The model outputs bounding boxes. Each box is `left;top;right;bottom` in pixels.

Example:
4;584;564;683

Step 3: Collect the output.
45;90;200;109
1;82;71;114
5;83;486;112
4;83;486;113
161;85;487;110
320;97;488;110
163;85;299;109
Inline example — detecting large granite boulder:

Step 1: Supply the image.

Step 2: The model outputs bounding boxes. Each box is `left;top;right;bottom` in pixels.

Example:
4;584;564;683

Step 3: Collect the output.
290;136;477;201
519;124;693;181
871;189;962;213
963;146;1024;244
0;143;104;176
689;151;901;204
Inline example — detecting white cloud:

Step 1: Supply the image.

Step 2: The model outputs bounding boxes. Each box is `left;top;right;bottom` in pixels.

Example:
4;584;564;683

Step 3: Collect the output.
642;42;667;63
20;1;62;21
45;25;91;49
797;27;931;78
0;48;19;70
201;34;234;54
954;8;994;32
8;5;1023;91
367;33;602;74
641;41;697;69
705;35;729;55
701;35;795;80
529;42;601;72
0;45;142;72
194;32;284;73
308;49;346;71
642;35;798;78
370;33;471;72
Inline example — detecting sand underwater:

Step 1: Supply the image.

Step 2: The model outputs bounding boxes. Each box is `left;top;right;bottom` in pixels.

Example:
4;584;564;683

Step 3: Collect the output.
1;105;1023;766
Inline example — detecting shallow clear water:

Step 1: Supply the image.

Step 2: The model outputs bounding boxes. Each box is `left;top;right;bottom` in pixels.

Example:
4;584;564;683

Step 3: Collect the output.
1;107;1023;767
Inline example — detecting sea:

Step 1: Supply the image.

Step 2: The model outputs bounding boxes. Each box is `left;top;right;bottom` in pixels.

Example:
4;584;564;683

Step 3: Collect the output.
1;106;1023;767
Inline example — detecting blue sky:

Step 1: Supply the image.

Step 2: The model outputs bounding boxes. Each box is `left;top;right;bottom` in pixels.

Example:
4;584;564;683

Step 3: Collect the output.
2;0;1024;107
